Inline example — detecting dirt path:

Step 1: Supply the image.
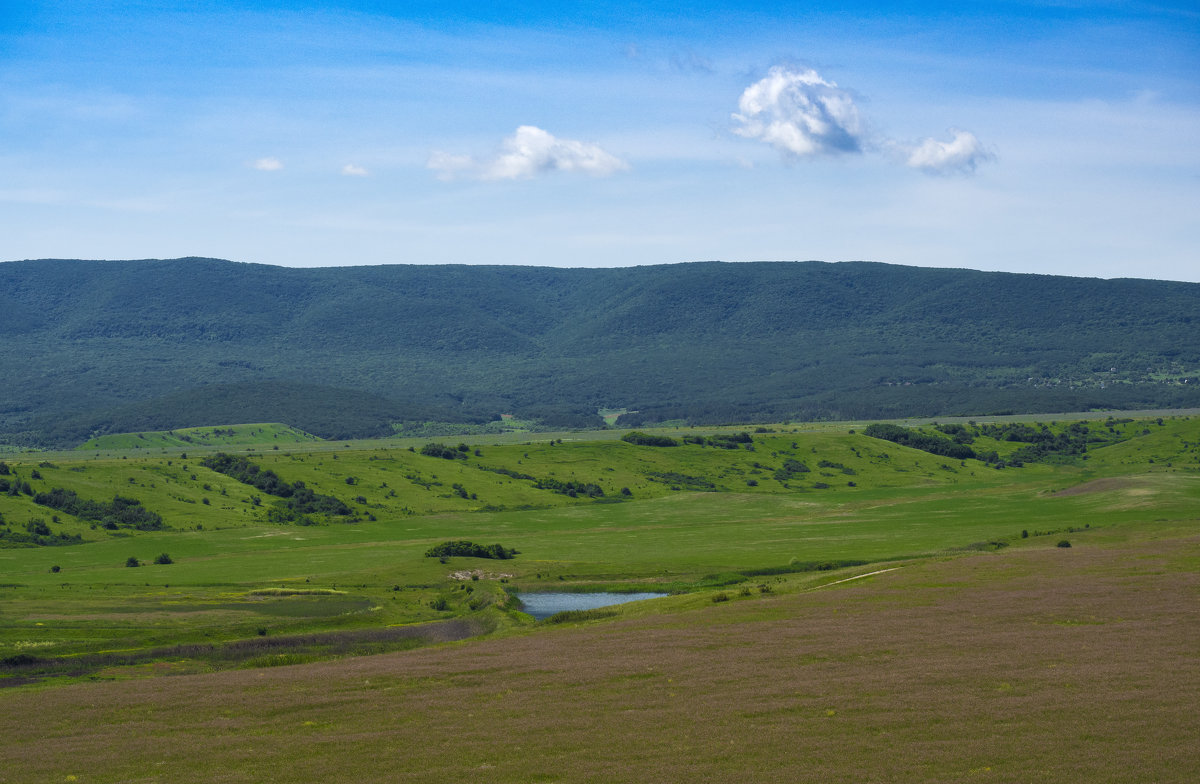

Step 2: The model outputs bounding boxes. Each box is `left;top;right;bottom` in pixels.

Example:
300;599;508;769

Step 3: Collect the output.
806;567;900;591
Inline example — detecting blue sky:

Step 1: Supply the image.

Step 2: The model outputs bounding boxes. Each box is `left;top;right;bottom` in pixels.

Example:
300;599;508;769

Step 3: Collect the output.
2;1;1198;280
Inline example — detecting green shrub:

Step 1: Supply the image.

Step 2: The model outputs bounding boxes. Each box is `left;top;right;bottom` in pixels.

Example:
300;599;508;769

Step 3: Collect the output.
419;443;466;460
125;556;140;567
1057;540;1072;548
621;431;679;447
154;552;173;565
425;540;518;559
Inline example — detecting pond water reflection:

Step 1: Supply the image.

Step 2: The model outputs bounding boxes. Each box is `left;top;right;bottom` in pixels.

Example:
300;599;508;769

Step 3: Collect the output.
516;592;668;620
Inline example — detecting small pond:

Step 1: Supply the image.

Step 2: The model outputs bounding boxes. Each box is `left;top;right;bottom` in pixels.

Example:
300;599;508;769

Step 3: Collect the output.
516;592;668;620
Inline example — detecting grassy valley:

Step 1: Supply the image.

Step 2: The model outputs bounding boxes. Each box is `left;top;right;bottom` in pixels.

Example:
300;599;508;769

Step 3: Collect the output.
1;414;1197;679
1;412;1198;780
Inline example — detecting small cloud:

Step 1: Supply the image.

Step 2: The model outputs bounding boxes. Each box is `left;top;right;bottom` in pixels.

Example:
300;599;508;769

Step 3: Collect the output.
732;66;865;158
251;157;284;171
428;125;629;182
905;130;993;175
341;164;369;177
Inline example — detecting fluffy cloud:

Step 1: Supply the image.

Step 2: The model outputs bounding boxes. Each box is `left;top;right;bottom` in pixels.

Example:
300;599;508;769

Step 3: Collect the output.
341;164;369;177
905;130;993;175
733;66;993;176
429;126;628;181
251;157;284;171
732;66;865;158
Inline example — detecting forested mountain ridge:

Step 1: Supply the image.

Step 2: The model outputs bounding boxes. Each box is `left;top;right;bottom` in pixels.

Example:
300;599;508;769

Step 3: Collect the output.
1;257;1197;446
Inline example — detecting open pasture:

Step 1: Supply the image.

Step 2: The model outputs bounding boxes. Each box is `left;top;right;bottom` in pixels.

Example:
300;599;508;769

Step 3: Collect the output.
0;415;1197;780
1;522;1197;782
0;415;1190;672
1;415;1197;684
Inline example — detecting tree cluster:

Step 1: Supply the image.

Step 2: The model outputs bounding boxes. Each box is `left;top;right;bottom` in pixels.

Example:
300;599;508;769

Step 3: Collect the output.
424;540;518;560
33;487;164;531
419;443;468;460
201;453;351;517
863;423;977;460
621;431;679;447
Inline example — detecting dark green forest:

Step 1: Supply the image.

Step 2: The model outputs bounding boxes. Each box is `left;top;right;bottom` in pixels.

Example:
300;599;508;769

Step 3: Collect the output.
1;258;1197;446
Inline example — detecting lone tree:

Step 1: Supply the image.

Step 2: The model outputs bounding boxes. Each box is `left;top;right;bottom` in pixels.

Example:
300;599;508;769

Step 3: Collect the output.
125;556;140;567
154;552;173;565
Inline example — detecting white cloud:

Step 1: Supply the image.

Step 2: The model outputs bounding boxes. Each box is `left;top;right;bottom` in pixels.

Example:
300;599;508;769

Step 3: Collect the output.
251;157;284;171
732;66;865;158
733;66;994;177
428;125;629;181
906;130;993;175
341;164;369;177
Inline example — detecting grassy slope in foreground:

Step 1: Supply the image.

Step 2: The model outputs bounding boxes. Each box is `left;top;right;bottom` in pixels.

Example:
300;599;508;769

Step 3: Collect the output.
0;519;1197;782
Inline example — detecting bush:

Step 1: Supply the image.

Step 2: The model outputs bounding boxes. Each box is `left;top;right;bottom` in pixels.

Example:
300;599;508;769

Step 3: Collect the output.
425;540;518;560
711;592;730;603
25;519;51;536
50;565;60;573
420;443;466;460
1057;540;1072;548
125;556;140;567
621;431;679;447
154;552;173;565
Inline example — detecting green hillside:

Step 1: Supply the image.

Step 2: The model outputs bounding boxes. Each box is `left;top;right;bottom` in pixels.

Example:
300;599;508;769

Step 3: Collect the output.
1;258;1198;447
1;414;1197;684
77;423;321;450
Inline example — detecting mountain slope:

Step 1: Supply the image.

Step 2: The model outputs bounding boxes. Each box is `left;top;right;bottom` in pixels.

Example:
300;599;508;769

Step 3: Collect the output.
1;258;1197;445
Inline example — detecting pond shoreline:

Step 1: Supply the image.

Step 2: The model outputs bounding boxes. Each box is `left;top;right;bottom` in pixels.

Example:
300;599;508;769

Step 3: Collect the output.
515;591;669;621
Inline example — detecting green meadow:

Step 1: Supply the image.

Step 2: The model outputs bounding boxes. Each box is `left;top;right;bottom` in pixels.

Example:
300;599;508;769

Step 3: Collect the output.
76;422;322;451
1;414;1198;685
1;414;1199;782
